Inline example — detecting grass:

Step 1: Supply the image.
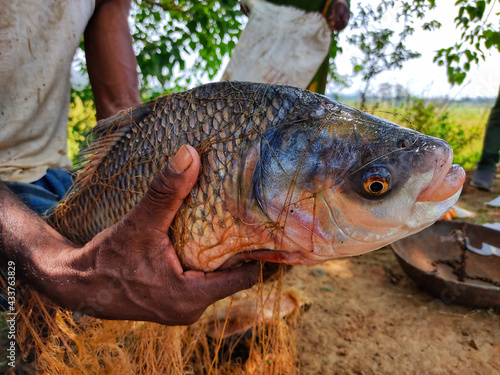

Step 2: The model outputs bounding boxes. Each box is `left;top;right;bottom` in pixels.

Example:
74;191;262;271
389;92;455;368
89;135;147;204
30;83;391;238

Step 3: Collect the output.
438;102;491;170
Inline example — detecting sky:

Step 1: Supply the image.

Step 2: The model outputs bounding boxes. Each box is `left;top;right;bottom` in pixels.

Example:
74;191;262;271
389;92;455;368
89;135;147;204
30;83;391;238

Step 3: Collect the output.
331;0;500;99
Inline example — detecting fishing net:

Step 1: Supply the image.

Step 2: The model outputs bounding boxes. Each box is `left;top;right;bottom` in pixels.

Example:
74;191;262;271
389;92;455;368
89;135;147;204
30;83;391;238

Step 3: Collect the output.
13;266;302;374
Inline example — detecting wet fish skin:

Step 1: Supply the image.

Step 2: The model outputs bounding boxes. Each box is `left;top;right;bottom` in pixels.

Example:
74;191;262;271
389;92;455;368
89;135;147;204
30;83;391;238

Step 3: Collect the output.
49;82;463;271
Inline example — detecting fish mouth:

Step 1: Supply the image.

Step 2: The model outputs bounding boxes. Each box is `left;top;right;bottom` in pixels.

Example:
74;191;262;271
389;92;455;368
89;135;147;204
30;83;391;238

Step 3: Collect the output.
416;151;465;203
216;250;304;270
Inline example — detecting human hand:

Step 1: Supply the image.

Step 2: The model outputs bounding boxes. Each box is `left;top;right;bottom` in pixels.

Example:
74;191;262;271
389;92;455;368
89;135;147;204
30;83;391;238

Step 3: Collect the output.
1;146;260;325
327;0;350;32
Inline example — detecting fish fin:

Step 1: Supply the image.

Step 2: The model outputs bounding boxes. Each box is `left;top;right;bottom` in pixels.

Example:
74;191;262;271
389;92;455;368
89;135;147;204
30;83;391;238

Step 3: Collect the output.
73;100;158;187
91;101;154;137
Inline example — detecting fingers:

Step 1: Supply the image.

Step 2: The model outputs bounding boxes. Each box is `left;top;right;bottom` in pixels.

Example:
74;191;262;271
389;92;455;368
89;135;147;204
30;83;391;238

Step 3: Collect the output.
329;1;350;32
184;261;261;304
240;3;250;16
127;145;200;233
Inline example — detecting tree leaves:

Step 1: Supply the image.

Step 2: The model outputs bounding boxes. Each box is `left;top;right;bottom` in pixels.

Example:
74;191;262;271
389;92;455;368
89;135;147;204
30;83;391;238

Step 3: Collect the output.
434;0;499;85
348;0;498;91
130;0;244;95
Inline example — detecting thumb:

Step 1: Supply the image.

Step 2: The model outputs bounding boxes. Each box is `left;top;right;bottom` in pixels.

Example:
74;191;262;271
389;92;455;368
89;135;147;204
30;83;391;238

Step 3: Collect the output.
128;145;200;232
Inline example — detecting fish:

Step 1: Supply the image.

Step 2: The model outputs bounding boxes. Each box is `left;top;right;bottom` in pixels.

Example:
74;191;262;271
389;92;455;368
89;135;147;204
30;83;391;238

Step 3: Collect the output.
49;81;465;272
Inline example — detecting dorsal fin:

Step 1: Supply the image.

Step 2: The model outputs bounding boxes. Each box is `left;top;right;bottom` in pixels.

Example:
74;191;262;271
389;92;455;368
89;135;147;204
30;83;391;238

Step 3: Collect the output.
91;100;155;137
73;99;159;187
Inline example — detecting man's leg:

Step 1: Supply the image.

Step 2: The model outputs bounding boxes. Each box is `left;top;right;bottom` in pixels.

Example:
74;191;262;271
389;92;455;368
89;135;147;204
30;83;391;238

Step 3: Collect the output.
471;90;500;191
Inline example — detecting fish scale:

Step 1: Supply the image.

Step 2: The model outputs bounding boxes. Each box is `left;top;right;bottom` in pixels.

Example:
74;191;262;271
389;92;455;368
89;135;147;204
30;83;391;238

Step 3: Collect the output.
49;81;464;272
50;82;294;270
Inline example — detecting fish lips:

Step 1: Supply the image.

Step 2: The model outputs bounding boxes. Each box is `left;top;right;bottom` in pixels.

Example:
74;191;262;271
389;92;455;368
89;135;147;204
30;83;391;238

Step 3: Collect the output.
412;137;465;203
416;158;465;202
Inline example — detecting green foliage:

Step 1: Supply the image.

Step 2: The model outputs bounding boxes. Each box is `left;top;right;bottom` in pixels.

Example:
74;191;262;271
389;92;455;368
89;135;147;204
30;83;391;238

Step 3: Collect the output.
353;82;491;170
130;0;243;95
395;99;483;169
67;96;96;164
346;0;498;92
433;0;500;85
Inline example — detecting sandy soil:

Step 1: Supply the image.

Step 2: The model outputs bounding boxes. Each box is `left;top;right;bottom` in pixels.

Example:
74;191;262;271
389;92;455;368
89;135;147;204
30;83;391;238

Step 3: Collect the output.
286;172;500;374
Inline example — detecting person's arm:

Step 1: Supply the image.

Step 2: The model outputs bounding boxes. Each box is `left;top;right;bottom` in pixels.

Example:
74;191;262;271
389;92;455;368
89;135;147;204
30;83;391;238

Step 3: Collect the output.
84;0;141;120
0;146;260;325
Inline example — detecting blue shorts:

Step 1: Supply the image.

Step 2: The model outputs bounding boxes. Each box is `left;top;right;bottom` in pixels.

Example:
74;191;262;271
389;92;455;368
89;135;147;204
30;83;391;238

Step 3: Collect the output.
4;168;73;216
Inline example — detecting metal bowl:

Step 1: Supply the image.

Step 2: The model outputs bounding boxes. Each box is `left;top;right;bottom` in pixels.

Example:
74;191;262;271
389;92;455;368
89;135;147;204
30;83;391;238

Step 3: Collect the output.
390;220;500;307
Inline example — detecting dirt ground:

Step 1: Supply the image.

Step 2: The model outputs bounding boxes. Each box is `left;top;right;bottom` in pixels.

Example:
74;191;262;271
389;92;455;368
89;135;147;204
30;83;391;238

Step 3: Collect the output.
286;172;500;375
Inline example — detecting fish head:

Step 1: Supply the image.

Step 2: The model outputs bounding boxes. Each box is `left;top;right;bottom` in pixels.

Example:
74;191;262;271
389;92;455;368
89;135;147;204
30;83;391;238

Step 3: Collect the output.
250;100;465;263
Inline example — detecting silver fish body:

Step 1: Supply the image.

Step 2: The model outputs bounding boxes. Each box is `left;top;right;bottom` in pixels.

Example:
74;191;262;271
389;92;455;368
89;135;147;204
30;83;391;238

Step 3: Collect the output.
50;82;465;271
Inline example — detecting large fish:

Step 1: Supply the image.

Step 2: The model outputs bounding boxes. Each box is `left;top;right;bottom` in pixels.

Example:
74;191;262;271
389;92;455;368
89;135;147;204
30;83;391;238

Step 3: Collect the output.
50;82;465;271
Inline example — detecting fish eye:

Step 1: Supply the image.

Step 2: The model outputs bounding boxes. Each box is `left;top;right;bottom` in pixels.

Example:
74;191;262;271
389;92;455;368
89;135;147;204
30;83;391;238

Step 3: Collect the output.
363;168;391;196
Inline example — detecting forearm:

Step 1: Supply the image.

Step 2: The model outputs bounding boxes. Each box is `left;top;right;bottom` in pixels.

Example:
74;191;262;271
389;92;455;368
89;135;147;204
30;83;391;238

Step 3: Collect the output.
0;181;128;315
84;0;141;120
0;182;85;300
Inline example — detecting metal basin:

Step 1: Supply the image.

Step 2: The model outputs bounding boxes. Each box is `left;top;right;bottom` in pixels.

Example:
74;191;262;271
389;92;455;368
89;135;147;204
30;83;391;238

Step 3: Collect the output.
390;220;500;307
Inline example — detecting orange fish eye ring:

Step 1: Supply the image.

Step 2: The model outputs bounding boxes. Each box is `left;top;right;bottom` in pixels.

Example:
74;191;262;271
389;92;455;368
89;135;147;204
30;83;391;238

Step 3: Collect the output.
363;175;391;195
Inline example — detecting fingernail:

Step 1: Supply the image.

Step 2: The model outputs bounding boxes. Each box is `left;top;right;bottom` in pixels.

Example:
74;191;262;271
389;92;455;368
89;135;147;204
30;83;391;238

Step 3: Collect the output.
169;145;193;174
